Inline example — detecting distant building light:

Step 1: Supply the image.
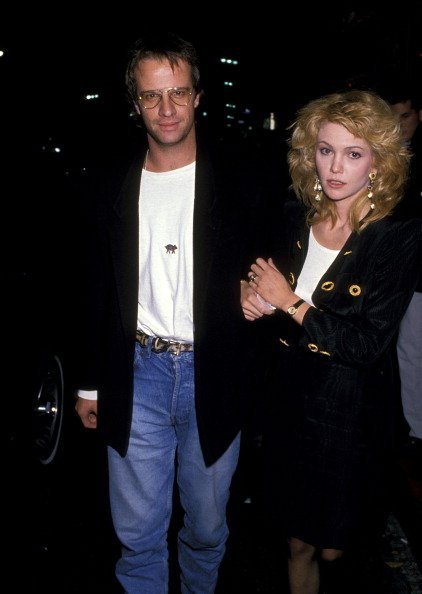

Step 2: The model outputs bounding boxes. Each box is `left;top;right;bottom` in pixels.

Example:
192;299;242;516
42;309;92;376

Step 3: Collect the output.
220;57;239;65
238;120;245;124
244;108;251;114
225;103;236;109
263;112;277;130
41;140;61;154
226;123;232;128
224;81;233;87
0;50;4;58
226;115;234;120
201;111;208;117
85;93;100;100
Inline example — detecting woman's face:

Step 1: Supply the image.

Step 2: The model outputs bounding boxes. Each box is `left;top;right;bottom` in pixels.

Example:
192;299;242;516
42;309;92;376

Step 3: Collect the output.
315;121;376;208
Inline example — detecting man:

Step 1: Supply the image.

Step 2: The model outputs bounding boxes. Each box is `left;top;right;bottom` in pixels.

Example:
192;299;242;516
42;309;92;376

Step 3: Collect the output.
74;32;272;593
388;85;422;474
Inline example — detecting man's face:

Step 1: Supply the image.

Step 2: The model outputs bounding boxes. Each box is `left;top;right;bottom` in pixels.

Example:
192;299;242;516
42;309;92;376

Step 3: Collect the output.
134;58;200;147
391;99;421;143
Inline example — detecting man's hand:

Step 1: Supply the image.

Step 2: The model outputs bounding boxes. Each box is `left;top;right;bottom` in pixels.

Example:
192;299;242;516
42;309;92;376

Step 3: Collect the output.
75;397;98;429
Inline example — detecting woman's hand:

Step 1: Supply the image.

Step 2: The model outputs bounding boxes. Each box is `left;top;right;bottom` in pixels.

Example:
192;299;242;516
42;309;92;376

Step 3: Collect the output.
240;279;275;321
248;257;293;310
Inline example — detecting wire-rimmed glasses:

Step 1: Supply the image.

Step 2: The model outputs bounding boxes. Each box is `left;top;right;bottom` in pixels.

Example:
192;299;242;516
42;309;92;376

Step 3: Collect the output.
138;87;193;109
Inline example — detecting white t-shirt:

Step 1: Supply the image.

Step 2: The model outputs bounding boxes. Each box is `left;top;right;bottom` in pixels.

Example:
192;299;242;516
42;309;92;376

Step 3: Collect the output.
137;162;195;342
295;227;340;306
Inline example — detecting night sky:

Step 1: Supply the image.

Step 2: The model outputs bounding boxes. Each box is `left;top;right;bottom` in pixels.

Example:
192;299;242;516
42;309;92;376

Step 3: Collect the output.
2;4;421;158
3;3;421;287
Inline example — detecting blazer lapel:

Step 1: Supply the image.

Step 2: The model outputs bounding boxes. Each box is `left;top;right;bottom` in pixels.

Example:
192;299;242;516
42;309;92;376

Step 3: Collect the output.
285;221;309;290
109;153;144;341
193;141;221;325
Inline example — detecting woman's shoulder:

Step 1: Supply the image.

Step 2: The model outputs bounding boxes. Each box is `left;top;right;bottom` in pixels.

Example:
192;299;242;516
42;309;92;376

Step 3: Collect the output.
367;215;422;239
269;199;308;257
361;216;422;264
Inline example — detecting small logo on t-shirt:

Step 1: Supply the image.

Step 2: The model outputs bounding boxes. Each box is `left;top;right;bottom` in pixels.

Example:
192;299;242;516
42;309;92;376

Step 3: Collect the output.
165;244;178;254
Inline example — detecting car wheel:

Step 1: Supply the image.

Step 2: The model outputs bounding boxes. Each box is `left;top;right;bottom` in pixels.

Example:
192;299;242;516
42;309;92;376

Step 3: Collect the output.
32;353;65;465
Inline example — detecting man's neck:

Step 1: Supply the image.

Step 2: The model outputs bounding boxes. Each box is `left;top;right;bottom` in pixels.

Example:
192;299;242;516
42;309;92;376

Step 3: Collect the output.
146;136;196;173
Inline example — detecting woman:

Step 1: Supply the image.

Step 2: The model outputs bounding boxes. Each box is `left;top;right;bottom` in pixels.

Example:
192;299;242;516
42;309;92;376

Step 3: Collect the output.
241;90;422;594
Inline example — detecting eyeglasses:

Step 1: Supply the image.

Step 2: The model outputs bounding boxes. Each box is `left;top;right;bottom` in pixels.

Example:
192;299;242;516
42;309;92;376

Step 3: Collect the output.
138;87;193;109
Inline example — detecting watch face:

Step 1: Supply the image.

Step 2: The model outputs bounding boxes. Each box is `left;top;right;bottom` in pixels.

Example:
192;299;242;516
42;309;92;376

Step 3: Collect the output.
287;306;296;315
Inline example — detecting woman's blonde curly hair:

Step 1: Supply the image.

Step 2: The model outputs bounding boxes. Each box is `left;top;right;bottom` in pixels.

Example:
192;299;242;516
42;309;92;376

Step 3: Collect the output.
287;89;411;231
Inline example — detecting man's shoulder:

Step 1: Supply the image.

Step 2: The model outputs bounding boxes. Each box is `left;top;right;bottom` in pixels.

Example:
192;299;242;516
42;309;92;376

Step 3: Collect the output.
76;144;144;195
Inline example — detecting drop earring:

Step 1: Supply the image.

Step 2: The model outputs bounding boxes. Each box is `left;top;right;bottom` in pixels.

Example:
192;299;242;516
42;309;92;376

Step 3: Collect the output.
368;172;376;209
314;177;322;202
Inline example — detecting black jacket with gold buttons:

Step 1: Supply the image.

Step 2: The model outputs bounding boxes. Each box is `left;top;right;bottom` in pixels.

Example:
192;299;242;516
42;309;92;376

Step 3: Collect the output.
271;201;422;369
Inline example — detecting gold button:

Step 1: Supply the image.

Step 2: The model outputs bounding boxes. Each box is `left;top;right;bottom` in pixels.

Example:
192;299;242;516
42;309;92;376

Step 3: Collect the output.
349;284;361;296
279;338;290;347
343;250;352;255
320;351;331;356
288;272;295;285
308;343;319;352
296;240;302;249
321;281;334;291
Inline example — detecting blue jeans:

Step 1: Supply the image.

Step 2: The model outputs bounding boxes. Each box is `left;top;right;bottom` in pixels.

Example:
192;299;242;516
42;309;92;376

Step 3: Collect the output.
108;341;240;594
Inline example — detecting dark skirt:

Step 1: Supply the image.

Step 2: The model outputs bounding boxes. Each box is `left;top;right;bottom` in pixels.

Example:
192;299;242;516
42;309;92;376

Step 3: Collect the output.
263;345;396;550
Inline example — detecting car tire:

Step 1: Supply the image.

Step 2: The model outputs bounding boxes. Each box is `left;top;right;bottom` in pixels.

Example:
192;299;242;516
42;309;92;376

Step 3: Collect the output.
32;353;65;465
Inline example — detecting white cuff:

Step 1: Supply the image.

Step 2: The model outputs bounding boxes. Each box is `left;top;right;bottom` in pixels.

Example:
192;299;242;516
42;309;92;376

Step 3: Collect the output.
77;390;98;401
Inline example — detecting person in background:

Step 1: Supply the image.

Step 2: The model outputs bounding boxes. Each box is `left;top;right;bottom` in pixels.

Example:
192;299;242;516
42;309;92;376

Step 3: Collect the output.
73;32;271;594
387;84;422;471
241;89;422;594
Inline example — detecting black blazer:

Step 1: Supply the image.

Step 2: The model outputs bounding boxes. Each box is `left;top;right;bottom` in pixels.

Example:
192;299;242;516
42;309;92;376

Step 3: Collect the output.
271;202;422;366
73;133;275;465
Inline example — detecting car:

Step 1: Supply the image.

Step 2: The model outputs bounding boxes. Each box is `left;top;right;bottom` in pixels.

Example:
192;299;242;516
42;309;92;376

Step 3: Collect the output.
8;267;67;467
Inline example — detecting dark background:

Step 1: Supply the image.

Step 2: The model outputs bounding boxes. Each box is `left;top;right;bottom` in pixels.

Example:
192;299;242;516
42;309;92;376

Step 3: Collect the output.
2;3;421;163
4;4;422;343
4;6;422;592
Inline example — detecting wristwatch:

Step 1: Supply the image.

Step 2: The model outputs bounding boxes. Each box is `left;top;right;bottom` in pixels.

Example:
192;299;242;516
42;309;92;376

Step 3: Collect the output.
287;298;305;316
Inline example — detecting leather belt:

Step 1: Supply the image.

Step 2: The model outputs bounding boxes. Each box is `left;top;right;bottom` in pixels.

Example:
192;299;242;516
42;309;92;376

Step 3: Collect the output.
136;330;194;355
